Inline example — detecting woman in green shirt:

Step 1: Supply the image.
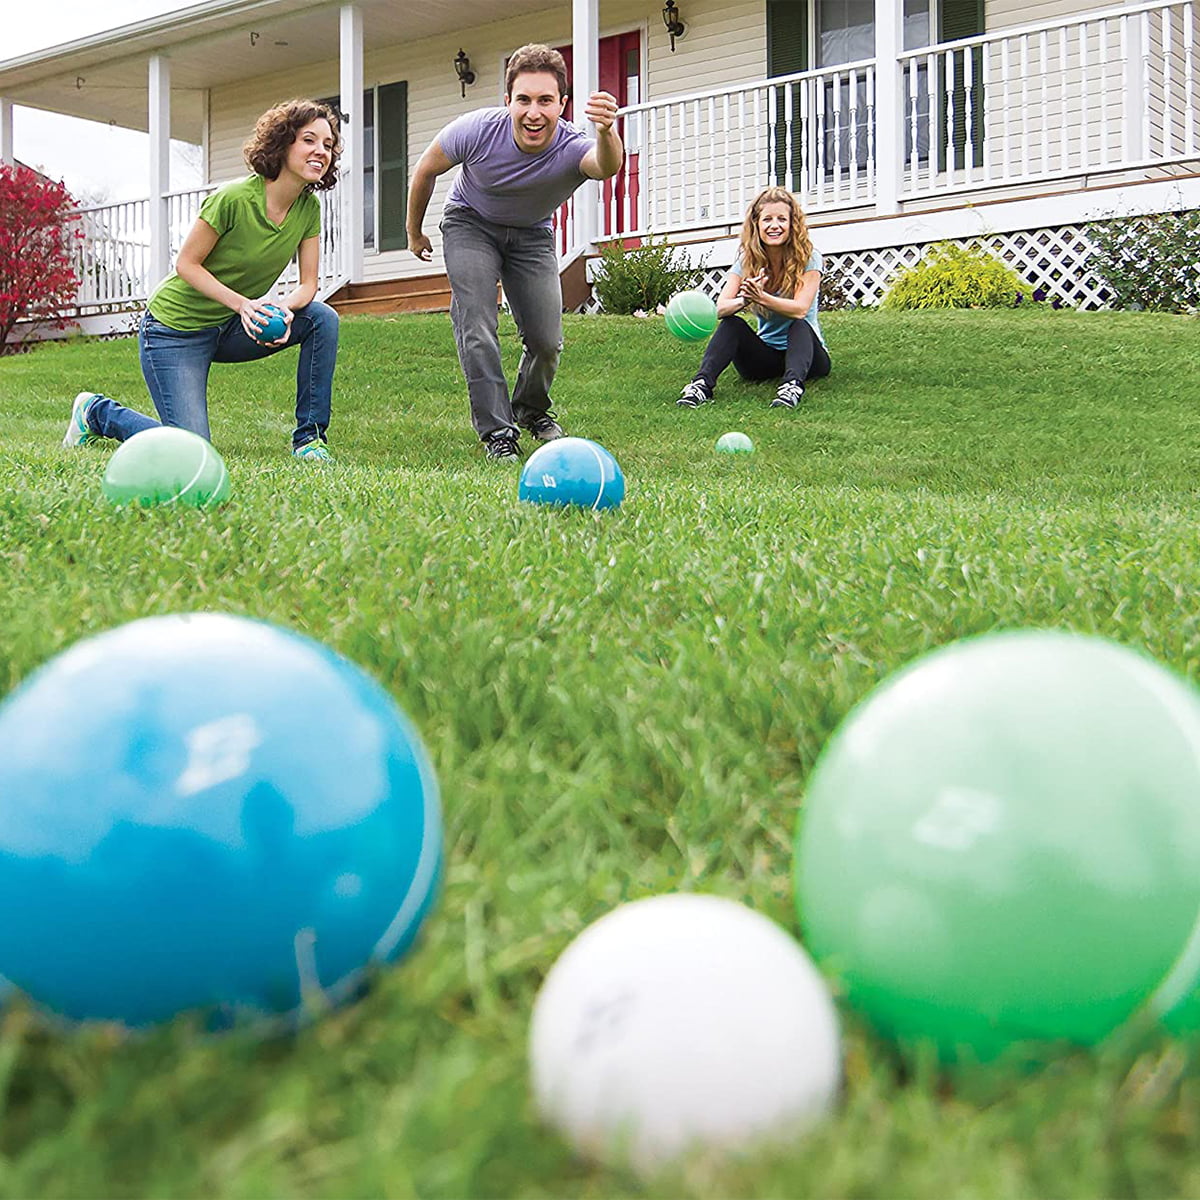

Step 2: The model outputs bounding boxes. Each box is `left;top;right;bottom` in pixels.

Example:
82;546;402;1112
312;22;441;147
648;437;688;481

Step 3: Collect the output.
64;99;342;461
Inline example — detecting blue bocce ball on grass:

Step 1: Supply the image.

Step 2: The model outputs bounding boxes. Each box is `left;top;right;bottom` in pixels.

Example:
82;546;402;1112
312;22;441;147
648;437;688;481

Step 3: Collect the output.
0;613;441;1031
518;437;626;511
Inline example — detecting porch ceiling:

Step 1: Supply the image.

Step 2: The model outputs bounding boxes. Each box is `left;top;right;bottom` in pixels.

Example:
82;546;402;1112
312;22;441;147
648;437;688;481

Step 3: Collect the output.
0;0;554;142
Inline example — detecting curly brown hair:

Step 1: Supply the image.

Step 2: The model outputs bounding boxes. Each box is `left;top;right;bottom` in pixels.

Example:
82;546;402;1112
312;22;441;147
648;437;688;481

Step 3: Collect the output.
505;44;569;99
739;186;814;313
243;99;341;192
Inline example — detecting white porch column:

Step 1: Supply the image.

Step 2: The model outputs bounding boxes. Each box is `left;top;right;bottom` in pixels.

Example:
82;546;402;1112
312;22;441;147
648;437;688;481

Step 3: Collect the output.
571;0;599;250
200;88;211;183
339;4;364;283
873;0;903;214
1122;6;1147;161
0;99;13;167
148;55;172;287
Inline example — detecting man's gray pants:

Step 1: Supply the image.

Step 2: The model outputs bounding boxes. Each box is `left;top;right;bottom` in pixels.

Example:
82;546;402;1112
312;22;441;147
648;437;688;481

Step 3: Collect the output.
440;206;563;441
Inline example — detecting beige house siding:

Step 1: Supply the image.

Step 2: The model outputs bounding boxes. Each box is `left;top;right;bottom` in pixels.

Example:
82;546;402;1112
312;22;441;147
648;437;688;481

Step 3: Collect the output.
645;0;764;96
986;0;1104;31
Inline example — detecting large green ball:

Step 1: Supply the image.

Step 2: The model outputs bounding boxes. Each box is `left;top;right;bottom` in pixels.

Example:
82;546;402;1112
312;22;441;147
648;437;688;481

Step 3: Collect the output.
664;290;718;342
101;426;230;510
794;630;1200;1061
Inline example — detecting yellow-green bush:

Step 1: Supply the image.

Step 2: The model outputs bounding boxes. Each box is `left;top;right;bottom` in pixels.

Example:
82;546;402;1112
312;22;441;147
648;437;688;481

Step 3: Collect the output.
881;242;1025;310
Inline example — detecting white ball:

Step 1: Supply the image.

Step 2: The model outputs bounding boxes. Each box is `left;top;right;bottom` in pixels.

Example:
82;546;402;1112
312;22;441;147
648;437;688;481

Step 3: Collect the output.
529;893;841;1174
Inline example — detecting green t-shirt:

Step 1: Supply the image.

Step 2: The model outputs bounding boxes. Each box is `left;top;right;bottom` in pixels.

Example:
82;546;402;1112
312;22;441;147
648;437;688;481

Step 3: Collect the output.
148;175;321;331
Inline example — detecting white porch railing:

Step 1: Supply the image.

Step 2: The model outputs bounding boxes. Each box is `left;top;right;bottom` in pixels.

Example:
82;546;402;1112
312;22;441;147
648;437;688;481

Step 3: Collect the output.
71;198;150;310
69;184;348;314
593;0;1197;243
591;58;878;246
899;0;1197;199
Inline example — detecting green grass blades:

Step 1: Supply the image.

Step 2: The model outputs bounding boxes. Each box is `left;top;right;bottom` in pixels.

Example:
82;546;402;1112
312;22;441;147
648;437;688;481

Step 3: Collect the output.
2;308;1200;1197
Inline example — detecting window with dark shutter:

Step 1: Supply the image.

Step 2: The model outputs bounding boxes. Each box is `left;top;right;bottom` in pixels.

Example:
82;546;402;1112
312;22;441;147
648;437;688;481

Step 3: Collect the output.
938;0;984;169
377;82;409;251
767;0;809;188
768;0;809;78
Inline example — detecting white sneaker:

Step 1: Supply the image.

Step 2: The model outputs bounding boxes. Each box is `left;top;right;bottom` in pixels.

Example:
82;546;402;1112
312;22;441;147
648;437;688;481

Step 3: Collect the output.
63;392;102;447
677;380;713;408
770;380;806;409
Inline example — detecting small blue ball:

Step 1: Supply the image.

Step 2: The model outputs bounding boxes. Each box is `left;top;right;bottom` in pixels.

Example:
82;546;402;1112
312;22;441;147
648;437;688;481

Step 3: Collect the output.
518;437;625;511
0;614;441;1030
254;304;288;344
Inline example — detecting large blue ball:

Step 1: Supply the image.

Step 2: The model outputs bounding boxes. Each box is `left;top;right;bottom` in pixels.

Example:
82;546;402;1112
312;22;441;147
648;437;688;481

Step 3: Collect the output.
518;437;625;511
0;613;441;1030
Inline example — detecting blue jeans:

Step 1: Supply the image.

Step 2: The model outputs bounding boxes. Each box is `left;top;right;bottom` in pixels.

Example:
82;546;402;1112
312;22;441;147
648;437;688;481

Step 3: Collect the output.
440;206;563;440
87;301;339;449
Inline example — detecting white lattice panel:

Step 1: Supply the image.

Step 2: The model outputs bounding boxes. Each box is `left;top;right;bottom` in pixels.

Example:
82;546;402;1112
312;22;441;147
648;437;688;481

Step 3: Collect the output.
817;223;1115;308
581;222;1119;312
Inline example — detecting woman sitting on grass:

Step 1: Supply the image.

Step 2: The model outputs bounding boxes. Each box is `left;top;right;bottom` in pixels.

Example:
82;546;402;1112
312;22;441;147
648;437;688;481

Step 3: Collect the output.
677;186;829;411
64;98;342;462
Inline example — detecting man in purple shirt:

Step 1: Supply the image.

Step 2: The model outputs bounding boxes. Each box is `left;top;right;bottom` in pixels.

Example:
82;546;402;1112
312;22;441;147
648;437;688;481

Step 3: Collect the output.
407;43;624;461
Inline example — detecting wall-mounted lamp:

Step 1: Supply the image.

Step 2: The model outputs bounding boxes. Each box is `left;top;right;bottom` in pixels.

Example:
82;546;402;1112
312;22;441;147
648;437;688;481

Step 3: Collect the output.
454;49;476;98
662;0;686;51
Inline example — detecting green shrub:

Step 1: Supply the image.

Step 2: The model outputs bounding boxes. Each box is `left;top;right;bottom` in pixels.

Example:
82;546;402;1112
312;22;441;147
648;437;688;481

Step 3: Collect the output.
591;237;708;314
881;242;1025;310
1086;211;1200;313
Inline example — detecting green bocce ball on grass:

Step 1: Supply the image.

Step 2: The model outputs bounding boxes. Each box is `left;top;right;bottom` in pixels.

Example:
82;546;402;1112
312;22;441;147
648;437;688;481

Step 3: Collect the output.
794;630;1200;1063
101;426;230;510
716;432;754;454
664;290;718;342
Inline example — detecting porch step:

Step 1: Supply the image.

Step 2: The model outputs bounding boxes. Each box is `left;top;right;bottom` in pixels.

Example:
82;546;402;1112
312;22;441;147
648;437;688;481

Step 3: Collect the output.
327;258;595;317
327;274;452;315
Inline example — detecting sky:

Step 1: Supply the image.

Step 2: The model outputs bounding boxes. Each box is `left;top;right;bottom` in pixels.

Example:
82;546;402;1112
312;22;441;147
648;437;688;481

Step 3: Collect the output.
5;1;202;204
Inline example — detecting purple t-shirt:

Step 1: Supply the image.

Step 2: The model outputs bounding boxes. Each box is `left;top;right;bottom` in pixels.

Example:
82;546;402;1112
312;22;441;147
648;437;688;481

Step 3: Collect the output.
439;107;591;228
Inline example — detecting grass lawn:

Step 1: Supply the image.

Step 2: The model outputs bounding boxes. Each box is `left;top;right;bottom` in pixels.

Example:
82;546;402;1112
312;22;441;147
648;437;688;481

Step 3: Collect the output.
2;306;1200;1198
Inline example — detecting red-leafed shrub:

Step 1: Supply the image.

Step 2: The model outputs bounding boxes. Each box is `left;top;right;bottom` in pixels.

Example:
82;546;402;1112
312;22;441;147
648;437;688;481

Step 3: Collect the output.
0;164;82;353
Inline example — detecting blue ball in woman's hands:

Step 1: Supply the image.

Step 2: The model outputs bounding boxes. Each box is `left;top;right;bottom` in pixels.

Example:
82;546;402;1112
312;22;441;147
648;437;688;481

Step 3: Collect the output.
253;303;288;343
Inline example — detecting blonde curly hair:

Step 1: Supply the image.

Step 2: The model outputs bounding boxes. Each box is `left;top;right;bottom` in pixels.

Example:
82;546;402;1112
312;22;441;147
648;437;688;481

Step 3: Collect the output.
738;187;814;312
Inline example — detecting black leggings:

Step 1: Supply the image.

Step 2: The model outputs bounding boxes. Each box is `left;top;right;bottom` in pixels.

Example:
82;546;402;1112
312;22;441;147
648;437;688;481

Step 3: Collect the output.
694;316;831;389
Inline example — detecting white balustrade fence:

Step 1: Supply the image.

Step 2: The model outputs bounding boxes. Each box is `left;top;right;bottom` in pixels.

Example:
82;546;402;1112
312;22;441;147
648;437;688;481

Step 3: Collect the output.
606;59;878;242
69;184;347;314
71;199;150;310
900;0;1197;199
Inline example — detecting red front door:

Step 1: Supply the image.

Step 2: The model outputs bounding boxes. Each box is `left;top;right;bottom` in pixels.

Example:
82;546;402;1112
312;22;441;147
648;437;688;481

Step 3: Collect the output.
554;32;642;251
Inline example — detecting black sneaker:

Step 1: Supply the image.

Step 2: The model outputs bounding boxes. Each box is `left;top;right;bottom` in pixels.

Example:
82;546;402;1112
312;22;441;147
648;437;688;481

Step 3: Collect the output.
770;380;806;408
526;413;564;442
484;429;521;462
677;380;713;408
